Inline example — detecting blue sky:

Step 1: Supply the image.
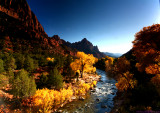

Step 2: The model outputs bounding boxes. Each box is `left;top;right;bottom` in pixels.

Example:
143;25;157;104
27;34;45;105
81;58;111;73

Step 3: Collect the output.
26;0;160;54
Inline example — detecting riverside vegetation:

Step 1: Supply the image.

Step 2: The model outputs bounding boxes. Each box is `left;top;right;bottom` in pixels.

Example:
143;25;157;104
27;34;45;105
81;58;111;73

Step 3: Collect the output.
0;50;98;113
96;24;160;112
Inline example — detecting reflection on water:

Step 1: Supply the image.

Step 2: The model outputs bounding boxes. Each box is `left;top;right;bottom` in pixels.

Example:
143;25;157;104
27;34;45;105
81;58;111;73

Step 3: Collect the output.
58;69;117;113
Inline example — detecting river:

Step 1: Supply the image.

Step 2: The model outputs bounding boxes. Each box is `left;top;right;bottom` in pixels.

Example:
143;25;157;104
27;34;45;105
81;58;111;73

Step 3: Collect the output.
57;69;117;113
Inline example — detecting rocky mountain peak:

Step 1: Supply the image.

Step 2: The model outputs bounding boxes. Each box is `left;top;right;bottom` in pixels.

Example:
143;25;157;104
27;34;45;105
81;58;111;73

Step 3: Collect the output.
64;38;105;58
81;38;87;42
52;35;60;40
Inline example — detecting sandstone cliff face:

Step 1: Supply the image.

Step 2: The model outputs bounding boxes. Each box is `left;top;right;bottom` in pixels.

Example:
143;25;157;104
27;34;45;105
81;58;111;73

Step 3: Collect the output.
0;0;45;36
0;0;76;56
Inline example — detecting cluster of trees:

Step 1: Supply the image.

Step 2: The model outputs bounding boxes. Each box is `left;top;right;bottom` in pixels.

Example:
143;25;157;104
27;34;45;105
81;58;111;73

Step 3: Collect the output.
104;24;160;112
37;68;63;90
0;52;38;98
0;44;98;112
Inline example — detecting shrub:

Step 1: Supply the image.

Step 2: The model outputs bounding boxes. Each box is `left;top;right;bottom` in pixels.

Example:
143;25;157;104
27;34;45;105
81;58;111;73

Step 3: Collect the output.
12;69;36;98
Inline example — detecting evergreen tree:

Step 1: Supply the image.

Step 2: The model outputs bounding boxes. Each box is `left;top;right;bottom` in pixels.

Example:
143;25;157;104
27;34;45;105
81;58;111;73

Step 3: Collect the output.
28;76;37;96
48;68;63;90
12;69;36;98
4;55;17;71
24;56;35;72
63;56;74;82
7;68;14;84
0;59;4;73
14;53;25;69
37;73;48;89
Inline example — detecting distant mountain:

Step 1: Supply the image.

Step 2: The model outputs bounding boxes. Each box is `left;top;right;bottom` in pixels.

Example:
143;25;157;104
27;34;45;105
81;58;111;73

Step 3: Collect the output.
63;38;106;58
0;0;120;59
0;0;76;56
103;52;122;58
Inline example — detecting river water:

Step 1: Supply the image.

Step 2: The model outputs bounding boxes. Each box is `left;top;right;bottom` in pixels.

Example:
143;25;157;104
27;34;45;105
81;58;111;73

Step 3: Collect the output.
57;69;117;113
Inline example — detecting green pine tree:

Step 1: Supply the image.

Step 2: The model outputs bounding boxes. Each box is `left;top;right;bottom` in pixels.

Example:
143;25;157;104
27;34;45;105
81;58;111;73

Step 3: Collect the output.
0;59;4;73
24;56;35;72
12;69;36;98
48;68;63;90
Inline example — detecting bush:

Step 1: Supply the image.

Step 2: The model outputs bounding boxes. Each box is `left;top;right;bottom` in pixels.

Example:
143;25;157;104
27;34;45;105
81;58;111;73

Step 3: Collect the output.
47;68;63;90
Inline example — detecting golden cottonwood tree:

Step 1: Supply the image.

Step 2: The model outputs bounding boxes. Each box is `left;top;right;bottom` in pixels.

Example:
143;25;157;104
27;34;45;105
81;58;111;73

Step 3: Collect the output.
105;56;114;73
115;71;137;91
70;52;97;78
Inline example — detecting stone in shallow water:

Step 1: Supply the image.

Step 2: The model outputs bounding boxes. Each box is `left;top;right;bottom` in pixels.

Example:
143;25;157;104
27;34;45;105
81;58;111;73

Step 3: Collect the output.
111;92;115;95
101;104;108;108
71;96;76;100
57;110;63;113
79;96;85;100
91;89;96;92
96;98;100;101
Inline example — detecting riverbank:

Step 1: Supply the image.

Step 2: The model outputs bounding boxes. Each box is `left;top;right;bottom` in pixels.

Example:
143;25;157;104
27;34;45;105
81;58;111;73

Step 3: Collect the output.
53;72;101;112
0;72;101;112
110;91;125;113
58;69;117;113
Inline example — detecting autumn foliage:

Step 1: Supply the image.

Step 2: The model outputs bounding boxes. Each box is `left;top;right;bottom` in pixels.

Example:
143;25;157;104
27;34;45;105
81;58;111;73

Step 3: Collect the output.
70;52;97;77
133;24;160;86
105;56;114;73
33;80;97;112
105;56;136;91
46;57;54;62
33;87;73;112
115;71;137;91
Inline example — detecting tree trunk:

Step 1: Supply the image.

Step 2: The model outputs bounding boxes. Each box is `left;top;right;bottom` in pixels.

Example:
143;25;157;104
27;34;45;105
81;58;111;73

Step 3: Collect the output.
81;63;84;78
81;71;83;78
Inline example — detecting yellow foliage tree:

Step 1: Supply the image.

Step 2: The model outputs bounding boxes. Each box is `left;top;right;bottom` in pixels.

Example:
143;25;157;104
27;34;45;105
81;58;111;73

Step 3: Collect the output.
105;56;114;73
114;56;131;74
70;52;97;78
115;71;137;91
